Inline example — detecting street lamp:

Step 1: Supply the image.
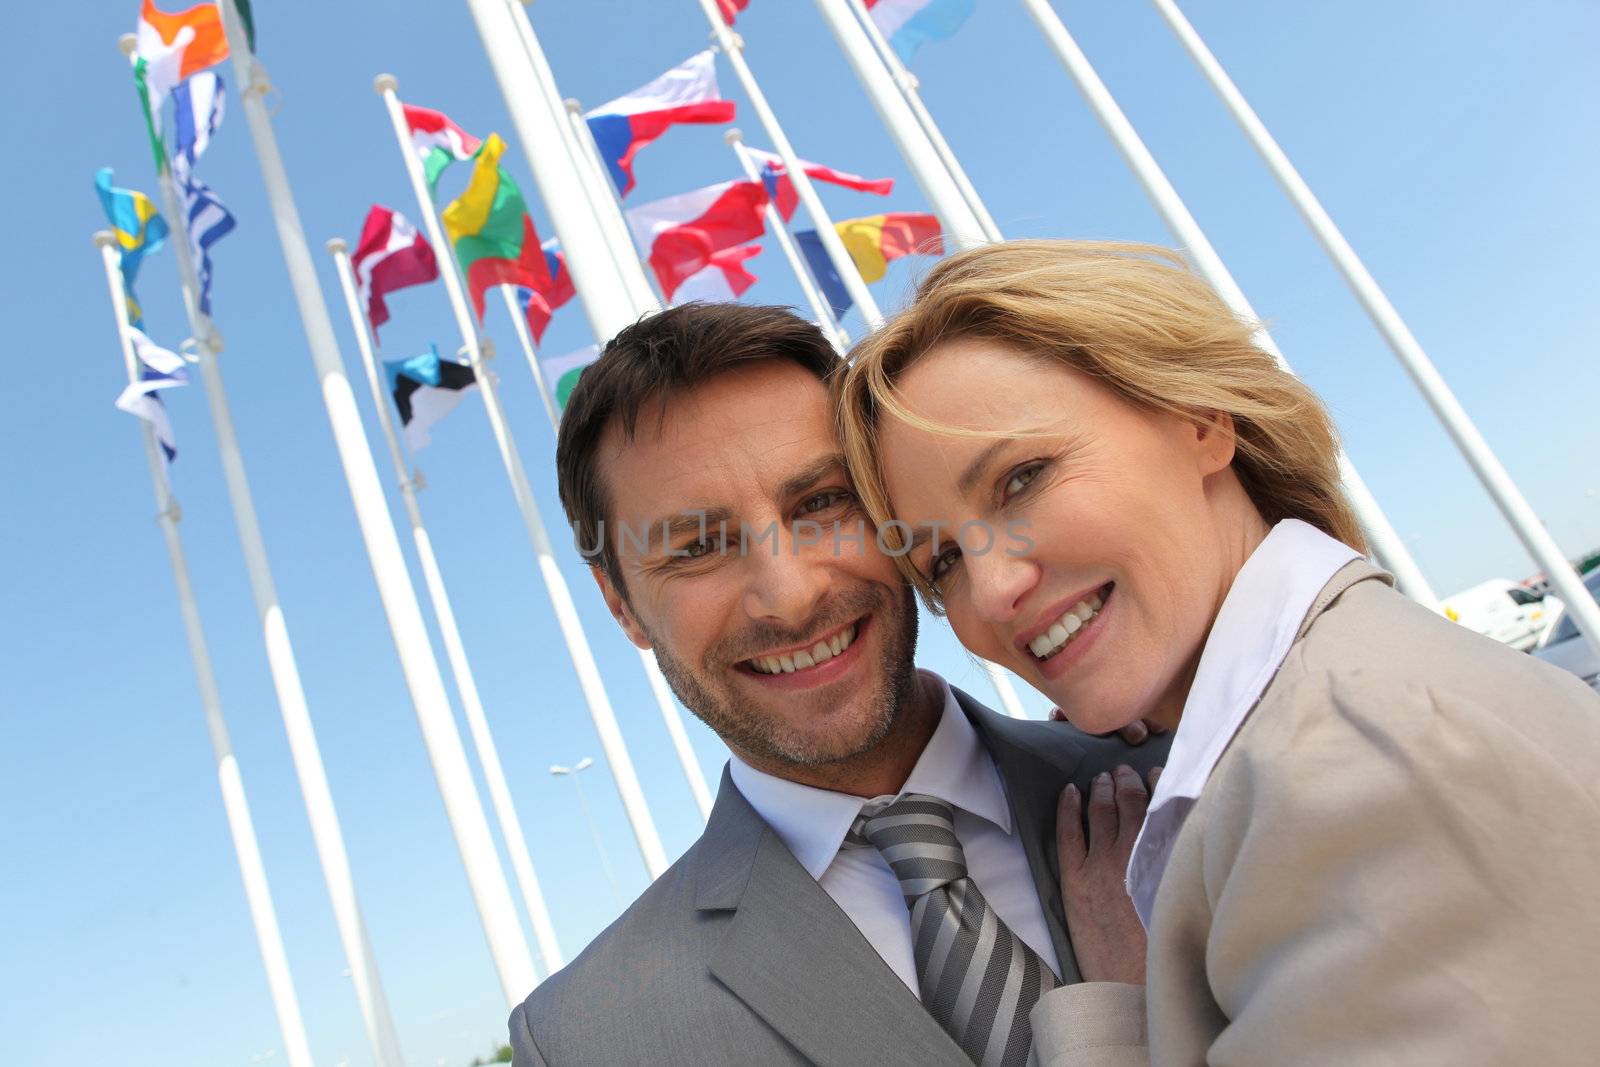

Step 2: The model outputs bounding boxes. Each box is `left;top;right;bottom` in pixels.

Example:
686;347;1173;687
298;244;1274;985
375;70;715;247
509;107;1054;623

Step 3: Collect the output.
550;757;622;904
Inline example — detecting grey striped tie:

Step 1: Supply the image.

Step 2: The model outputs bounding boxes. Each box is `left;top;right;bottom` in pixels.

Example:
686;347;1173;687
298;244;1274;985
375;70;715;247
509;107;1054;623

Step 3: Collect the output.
850;794;1058;1067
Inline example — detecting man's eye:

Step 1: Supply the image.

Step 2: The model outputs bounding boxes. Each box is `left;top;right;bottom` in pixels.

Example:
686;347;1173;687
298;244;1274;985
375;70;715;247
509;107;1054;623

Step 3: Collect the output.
799;489;852;514
1003;462;1045;500
679;536;722;559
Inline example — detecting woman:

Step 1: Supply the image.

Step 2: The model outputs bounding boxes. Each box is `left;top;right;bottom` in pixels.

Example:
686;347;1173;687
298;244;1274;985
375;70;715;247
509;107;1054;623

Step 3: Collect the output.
835;240;1600;1065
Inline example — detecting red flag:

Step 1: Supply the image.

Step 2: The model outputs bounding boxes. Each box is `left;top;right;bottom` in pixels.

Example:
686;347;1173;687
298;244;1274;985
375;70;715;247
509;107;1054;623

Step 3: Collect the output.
626;180;769;300
351;205;439;339
747;148;894;222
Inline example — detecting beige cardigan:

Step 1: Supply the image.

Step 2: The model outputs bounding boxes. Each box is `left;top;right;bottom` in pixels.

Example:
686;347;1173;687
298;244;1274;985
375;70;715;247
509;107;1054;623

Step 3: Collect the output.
1032;561;1600;1066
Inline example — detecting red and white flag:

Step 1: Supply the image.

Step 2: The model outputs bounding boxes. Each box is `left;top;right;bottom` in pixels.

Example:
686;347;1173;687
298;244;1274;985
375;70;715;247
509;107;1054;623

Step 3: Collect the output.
626;180;769;300
352;205;439;339
745;147;895;222
670;244;763;306
585;51;737;196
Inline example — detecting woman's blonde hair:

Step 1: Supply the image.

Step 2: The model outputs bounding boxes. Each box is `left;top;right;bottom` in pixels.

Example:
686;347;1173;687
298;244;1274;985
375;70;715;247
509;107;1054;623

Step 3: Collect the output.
835;239;1366;602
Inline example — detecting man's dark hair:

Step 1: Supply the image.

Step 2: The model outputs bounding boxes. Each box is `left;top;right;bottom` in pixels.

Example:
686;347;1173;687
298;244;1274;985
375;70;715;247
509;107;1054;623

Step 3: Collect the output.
556;302;841;597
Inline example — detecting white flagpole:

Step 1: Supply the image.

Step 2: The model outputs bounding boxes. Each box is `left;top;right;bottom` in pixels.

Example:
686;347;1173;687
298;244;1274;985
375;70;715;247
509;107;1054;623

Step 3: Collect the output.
495;286;717;823
1150;0;1600;653
841;0;1003;243
726;129;851;352
96;230;316;1067
206;3;540;1011
1013;0;1441;611
329;242;566;977
810;0;989;251
693;0;887;328
461;0;652;340
375;75;671;878
504;0;663;317
558;96;668;309
118;30;410;1058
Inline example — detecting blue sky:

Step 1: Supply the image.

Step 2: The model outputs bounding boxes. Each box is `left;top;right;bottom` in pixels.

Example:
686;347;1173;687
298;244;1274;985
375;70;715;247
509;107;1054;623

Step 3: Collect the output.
4;1;1598;1064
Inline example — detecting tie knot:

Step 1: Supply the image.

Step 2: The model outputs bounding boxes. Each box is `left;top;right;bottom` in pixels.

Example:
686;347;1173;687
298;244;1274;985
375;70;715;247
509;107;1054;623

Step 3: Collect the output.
850;793;968;900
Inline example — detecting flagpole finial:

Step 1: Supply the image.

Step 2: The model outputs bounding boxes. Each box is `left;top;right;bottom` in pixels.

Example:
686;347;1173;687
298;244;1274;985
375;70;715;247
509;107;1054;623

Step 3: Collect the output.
117;33;137;58
326;237;348;255
92;229;118;250
562;98;582;116
373;73;399;95
724;128;743;145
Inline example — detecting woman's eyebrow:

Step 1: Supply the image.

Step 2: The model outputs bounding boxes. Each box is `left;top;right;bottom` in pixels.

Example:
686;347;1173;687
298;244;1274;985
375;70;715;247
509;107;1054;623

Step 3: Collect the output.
957;440;1012;498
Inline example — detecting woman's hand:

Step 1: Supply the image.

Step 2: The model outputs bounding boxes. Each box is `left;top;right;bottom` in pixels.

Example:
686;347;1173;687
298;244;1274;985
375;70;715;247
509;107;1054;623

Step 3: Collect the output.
1055;764;1160;984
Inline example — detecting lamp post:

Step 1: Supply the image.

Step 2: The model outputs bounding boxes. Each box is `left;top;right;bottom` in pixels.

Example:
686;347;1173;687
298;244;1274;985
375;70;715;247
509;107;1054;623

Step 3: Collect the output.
550;757;622;905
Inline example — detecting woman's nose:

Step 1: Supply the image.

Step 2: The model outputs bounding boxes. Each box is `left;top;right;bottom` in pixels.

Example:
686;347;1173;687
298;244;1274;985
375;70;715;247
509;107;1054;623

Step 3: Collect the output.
964;544;1039;624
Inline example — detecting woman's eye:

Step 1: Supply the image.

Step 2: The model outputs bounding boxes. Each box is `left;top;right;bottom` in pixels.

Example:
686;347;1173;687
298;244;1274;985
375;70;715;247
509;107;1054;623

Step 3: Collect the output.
927;545;962;584
1003;462;1044;499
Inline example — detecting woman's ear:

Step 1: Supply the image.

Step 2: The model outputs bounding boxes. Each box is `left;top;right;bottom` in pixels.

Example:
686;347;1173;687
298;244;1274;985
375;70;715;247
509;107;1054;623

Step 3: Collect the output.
1192;410;1238;475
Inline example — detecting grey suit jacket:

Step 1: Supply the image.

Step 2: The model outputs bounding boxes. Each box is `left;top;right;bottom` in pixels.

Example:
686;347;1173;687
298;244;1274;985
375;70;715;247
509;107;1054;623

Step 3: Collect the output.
509;687;1169;1066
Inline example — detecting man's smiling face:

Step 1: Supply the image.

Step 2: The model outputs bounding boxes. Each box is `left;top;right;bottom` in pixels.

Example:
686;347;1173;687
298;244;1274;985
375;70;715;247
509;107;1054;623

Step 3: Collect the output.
593;358;919;773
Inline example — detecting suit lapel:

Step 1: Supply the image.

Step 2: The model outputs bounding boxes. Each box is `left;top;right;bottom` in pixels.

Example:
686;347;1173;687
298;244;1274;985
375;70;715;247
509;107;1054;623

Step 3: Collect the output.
698;771;969;1067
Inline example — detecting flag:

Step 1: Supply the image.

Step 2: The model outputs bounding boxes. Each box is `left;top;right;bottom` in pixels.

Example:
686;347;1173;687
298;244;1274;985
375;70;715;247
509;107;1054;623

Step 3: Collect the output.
542;344;601;414
171;71;224;166
441;134;554;322
626;180;768;301
717;0;751;24
95;167;169;328
402;103;482;194
352;205;439;339
514;238;575;343
385;344;477;451
864;0;977;62
115;326;190;472
834;211;943;282
585;51;736;196
794;229;853;317
171;155;236;317
133;0;230;166
747;147;895;222
670;244;762;306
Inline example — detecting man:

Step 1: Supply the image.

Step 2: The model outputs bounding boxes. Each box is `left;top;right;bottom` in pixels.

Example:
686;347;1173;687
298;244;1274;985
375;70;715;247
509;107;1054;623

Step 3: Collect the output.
510;304;1167;1066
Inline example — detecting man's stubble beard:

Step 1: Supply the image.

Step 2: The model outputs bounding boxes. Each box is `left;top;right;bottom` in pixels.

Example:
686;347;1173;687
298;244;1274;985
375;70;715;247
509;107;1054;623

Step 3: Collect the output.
646;582;920;773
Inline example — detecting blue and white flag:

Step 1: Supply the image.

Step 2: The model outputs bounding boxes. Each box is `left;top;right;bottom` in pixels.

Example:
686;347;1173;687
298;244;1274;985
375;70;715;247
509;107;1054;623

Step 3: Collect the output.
115;326;190;470
172;154;235;317
172;71;225;167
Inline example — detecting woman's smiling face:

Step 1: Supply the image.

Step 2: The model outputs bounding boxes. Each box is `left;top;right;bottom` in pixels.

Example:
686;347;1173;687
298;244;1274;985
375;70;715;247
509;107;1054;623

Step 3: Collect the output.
876;337;1255;733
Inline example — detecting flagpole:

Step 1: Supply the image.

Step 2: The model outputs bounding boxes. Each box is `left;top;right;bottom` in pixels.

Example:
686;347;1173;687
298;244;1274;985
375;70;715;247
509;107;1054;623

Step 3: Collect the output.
461;0;652;340
95;230;316;1067
840;0;1003;242
726;129;851;352
504;0;663;316
375;75;671;878
330;242;566;977
1150;0;1600;652
692;0;887;329
494;285;717;823
206;4;541;1012
810;0;989;251
559;96;668;308
1012;1;1440;611
118;32;410;1060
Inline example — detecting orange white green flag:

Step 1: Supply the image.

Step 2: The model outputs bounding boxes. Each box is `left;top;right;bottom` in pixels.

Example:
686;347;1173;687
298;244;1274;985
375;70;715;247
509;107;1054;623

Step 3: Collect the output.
131;0;229;168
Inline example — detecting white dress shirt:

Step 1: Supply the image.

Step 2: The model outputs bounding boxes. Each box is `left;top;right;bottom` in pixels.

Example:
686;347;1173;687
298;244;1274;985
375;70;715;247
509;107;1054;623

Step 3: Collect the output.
1125;518;1360;925
729;671;1062;996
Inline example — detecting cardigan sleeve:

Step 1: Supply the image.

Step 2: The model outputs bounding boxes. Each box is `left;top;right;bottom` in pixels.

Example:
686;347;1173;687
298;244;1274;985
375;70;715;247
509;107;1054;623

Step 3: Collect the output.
1166;669;1600;1066
1028;982;1148;1067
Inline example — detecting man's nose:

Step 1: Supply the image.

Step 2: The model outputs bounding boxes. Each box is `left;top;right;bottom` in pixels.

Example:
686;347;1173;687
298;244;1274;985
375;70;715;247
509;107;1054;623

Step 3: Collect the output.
741;526;832;625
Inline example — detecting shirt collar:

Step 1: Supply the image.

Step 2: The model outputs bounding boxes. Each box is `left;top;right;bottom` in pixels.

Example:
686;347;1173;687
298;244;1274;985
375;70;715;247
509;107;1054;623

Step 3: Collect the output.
1125;519;1359;923
728;670;1013;880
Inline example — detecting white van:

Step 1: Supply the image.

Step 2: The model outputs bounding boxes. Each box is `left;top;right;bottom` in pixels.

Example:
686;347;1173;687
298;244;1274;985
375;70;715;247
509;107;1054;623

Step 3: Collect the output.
1441;578;1550;652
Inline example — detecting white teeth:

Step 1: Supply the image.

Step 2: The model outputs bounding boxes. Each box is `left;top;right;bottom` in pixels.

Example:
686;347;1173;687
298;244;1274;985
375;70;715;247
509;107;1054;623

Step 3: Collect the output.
763;656;781;674
752;623;860;677
1026;590;1108;662
828;634;844;656
811;640;832;663
779;654;796;673
793;650;815;669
